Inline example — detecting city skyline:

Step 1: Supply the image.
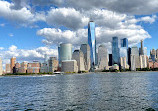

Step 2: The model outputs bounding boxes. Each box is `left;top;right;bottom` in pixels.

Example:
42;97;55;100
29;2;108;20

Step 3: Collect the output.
0;0;158;68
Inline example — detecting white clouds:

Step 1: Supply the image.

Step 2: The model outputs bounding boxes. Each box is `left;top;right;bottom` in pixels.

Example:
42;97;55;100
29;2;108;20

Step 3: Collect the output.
0;0;157;65
66;0;158;15
0;23;5;27
8;33;14;37
0;47;4;50
37;9;151;48
1;45;58;67
9;45;17;51
139;15;157;24
0;0;45;27
37;28;87;45
46;8;89;30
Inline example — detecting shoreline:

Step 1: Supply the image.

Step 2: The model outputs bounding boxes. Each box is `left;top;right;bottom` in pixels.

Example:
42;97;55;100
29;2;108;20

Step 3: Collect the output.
1;71;158;77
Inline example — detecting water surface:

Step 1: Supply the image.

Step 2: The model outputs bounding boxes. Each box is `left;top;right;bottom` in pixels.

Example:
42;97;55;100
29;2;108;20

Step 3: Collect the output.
0;72;158;111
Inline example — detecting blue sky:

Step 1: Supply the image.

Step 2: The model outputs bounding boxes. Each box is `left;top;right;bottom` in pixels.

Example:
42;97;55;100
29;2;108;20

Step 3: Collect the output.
0;0;158;67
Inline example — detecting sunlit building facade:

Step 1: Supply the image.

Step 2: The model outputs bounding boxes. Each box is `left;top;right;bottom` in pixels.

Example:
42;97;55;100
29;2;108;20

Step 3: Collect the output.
59;43;72;66
98;45;108;70
88;21;96;67
80;44;91;71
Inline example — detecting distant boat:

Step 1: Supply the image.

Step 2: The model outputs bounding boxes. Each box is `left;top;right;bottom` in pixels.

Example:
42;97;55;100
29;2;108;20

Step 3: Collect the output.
54;72;64;74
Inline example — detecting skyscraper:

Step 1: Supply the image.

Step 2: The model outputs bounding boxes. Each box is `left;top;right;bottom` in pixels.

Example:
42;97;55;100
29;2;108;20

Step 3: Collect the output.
80;44;91;71
10;57;16;73
72;50;85;72
120;57;127;70
121;38;128;48
120;38;128;64
144;47;147;56
58;43;72;66
88;21;96;67
98;45;108;70
109;54;113;66
112;37;120;65
131;46;140;69
131;55;136;71
140;55;147;68
140;40;144;55
150;49;156;61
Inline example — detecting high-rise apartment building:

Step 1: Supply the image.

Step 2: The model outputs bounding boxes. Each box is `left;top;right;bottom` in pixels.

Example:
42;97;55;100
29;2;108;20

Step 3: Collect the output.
72;50;85;72
88;21;97;67
112;37;120;65
98;45;108;70
58;43;72;66
80;44;91;71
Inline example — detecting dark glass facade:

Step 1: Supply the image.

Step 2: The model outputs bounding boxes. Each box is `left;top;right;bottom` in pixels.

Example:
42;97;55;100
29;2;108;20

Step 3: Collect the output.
112;37;120;65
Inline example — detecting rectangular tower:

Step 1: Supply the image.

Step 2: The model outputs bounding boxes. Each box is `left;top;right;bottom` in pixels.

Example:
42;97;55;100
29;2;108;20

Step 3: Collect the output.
88;21;96;68
112;37;120;65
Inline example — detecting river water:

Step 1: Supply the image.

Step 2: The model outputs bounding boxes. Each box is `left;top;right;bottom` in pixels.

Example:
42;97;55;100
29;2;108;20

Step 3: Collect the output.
0;72;158;111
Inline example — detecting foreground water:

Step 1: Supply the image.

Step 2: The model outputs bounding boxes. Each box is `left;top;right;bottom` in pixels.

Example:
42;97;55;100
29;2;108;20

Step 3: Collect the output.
0;72;158;111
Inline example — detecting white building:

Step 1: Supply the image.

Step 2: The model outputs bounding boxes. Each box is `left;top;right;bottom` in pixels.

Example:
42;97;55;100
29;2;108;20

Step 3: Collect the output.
131;55;136;71
120;57;129;70
140;55;147;69
72;50;85;72
80;44;91;71
61;60;78;73
98;45;108;70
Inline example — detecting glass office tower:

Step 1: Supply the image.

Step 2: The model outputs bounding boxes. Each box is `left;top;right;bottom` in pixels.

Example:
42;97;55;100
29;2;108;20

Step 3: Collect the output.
58;43;72;66
112;37;120;65
88;21;96;67
120;38;128;63
121;38;128;48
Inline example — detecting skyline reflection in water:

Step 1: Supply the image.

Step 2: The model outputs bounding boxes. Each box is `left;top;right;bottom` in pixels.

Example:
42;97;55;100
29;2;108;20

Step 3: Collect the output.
0;72;157;111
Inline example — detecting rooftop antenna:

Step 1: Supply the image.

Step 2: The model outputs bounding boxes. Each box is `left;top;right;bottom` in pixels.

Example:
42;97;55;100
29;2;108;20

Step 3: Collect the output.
89;13;94;22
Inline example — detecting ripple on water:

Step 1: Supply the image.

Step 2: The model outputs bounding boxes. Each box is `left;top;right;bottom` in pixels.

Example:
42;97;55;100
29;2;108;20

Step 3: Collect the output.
0;72;158;110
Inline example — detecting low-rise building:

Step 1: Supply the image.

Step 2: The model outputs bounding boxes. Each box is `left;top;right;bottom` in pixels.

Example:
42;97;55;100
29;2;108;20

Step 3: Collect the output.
48;57;59;73
61;60;78;73
18;62;28;73
109;64;119;71
27;61;40;73
40;63;48;73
